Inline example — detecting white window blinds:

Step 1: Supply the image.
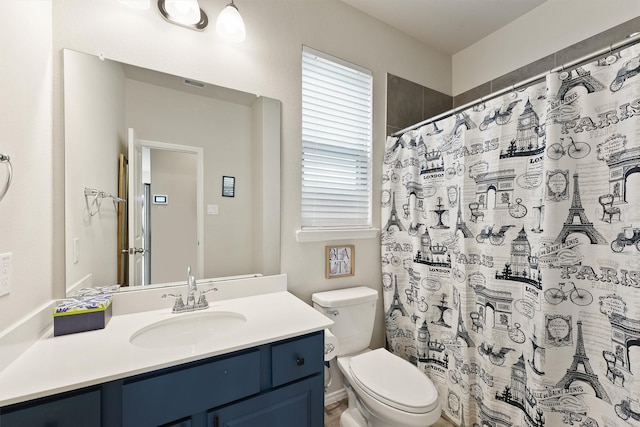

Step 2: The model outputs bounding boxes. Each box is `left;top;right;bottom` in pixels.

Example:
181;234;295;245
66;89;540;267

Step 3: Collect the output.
301;46;372;229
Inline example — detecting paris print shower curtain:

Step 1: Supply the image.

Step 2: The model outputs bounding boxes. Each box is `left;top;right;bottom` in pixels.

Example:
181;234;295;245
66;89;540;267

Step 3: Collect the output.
382;41;640;427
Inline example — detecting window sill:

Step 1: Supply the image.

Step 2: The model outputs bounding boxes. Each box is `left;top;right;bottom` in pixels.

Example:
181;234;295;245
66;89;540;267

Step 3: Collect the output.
295;228;379;243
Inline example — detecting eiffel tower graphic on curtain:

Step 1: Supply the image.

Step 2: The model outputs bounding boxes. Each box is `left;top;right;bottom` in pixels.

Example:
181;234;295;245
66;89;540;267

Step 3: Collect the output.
384;192;405;232
554;173;607;245
454;195;473;238
455;307;474;347
555;321;611;403
386;275;408;317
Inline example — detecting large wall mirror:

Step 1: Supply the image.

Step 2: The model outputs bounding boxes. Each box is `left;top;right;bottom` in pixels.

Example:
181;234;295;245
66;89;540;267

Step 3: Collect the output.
64;49;281;295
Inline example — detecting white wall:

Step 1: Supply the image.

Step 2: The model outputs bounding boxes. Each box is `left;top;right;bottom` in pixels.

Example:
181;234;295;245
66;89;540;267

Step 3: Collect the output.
0;1;52;330
453;0;640;95
64;50;126;291
251;96;282;276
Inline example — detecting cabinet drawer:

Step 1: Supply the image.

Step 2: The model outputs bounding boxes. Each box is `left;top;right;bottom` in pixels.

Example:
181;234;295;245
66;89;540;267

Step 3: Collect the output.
122;349;260;427
271;332;323;387
0;388;101;427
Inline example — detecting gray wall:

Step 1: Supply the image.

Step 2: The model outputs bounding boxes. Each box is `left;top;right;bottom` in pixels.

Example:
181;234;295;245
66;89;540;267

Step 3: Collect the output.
386;74;452;136
455;16;640;106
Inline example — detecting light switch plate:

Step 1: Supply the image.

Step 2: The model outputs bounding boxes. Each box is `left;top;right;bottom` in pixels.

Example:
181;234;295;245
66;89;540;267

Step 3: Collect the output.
0;252;12;297
73;238;80;264
207;204;219;215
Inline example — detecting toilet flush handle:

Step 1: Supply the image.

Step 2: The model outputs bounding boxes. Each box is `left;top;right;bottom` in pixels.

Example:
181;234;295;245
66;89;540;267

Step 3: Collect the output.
326;308;339;316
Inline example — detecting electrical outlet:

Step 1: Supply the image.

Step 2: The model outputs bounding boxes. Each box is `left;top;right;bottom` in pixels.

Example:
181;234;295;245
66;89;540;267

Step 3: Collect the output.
0;252;12;297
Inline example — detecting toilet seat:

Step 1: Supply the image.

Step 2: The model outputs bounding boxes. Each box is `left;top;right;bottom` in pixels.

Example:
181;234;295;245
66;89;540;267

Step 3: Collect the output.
349;348;439;414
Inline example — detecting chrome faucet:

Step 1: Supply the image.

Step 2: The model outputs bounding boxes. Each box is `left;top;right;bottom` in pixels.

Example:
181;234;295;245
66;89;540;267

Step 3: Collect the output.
162;266;218;313
186;266;198;307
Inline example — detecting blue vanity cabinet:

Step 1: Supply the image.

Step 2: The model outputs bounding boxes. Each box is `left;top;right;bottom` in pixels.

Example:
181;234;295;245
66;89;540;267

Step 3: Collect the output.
0;388;102;427
209;332;325;427
0;331;324;427
121;331;324;427
209;375;323;427
121;349;262;426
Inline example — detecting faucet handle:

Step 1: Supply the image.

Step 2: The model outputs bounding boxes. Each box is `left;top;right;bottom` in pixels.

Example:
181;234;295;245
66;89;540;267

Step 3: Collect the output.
196;287;218;309
162;293;185;313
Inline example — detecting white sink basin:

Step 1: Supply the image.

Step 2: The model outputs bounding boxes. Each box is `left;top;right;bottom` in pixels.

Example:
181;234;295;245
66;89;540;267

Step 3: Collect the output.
130;310;247;349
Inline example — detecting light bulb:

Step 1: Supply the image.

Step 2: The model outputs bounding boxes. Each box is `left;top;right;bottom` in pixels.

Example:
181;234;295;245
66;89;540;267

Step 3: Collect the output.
216;2;246;42
165;0;201;25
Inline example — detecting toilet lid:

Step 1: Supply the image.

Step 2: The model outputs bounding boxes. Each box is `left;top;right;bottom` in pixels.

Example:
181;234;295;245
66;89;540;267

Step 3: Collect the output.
349;348;439;414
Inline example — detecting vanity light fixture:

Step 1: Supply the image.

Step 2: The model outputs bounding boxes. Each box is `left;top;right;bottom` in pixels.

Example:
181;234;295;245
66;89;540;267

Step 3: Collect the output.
158;0;208;31
118;0;151;10
215;0;246;42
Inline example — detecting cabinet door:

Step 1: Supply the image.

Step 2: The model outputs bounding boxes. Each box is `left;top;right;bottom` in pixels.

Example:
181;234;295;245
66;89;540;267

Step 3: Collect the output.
209;375;323;427
122;350;260;427
0;389;101;427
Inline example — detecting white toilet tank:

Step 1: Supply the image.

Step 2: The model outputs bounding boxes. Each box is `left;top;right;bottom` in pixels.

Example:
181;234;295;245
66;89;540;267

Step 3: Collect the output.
312;286;378;356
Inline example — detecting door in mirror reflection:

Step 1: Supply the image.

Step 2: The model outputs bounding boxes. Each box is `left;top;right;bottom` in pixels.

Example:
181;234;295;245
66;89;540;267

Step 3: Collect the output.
127;128;144;286
122;128;202;286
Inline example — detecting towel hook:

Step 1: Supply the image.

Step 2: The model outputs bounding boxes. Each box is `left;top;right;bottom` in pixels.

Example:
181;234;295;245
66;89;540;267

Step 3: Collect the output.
0;154;13;202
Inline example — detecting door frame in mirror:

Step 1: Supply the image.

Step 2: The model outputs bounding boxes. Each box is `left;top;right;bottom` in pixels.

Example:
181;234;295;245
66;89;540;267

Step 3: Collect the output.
125;134;204;286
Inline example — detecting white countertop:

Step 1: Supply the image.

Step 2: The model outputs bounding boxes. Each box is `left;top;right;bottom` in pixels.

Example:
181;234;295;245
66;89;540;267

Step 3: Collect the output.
0;291;333;407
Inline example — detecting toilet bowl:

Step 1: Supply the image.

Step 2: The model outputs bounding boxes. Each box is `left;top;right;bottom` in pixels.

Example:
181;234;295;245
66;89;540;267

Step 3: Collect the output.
311;287;441;427
337;348;441;427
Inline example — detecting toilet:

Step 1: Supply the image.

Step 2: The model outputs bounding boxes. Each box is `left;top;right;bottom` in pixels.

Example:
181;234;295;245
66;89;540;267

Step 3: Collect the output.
312;287;441;427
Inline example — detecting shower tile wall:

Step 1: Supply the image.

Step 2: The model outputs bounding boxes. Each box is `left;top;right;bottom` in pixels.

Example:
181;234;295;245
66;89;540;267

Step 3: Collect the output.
386;74;453;136
386;15;640;135
454;15;640;106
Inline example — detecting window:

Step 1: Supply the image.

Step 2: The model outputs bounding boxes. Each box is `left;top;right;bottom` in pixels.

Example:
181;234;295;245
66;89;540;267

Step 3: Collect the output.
301;46;373;230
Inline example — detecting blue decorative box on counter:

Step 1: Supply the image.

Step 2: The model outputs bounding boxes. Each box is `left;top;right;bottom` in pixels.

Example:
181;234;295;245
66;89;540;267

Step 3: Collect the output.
53;294;113;336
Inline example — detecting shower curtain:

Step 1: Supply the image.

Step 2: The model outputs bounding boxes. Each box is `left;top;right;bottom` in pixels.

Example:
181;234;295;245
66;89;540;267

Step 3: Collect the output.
382;41;640;427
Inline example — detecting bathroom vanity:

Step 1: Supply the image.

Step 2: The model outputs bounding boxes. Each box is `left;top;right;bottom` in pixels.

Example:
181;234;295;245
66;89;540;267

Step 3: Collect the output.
1;332;323;426
0;277;332;427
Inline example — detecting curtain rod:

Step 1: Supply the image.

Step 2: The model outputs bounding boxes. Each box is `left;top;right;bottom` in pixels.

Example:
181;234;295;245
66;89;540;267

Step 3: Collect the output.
391;32;640;138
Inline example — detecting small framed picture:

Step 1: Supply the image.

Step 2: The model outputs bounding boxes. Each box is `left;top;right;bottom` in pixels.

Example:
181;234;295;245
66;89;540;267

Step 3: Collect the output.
326;245;355;279
222;176;235;197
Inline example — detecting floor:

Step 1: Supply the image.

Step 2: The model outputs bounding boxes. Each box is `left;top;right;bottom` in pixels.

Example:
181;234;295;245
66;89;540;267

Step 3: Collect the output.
324;399;456;427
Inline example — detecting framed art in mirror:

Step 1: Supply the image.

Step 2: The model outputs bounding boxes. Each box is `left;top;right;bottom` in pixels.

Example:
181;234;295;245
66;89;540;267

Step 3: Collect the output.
222;176;235;197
